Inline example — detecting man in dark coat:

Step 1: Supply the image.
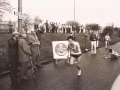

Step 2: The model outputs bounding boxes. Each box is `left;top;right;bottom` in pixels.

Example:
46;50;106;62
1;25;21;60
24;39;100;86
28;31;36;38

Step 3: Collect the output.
45;20;49;33
8;32;19;86
36;27;43;41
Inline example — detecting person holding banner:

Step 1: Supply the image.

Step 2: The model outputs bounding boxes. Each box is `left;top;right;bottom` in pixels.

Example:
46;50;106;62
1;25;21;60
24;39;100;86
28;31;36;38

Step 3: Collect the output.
67;36;82;76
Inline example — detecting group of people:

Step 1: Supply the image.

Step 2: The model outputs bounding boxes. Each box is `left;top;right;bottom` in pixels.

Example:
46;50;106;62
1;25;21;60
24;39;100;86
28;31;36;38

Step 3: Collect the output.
84;30;111;54
8;28;42;86
8;27;119;87
66;30;120;77
39;20;85;34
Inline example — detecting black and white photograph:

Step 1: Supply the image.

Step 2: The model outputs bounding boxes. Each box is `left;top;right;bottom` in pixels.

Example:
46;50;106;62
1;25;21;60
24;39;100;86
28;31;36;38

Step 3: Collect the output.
0;0;120;90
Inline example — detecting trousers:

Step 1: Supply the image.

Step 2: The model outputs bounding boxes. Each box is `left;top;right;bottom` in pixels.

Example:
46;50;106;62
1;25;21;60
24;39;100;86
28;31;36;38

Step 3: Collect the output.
91;41;96;54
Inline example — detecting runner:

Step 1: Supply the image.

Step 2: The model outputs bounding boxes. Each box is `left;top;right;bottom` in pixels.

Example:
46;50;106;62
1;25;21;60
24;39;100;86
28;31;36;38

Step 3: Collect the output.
67;36;82;76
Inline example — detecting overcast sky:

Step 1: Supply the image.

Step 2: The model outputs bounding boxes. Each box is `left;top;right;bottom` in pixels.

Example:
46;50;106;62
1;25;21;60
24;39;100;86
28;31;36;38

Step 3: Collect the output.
5;0;120;27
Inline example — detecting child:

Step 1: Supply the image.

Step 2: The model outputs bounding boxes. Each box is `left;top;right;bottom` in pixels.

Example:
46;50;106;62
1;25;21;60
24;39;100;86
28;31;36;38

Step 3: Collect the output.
104;49;120;60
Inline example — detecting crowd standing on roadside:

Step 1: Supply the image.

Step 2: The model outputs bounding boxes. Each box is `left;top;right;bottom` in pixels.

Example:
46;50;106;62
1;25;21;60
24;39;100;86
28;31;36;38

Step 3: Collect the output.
8;28;43;87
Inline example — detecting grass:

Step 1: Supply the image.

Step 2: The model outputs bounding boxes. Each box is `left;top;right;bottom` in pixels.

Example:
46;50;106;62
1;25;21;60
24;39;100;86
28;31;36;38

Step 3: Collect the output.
0;32;120;73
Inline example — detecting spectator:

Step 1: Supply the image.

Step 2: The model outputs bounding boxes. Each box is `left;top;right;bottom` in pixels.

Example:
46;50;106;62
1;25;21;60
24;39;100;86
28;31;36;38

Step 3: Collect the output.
45;20;49;33
70;25;72;33
89;31;97;55
36;27;43;41
67;36;82;76
8;32;19;86
84;30;89;51
28;28;42;68
19;32;32;80
104;49;120;60
49;22;52;33
63;24;66;33
105;33;111;49
96;32;100;48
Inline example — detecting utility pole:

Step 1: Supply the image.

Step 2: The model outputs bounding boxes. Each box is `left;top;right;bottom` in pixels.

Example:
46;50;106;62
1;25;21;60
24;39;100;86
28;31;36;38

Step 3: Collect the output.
74;0;75;22
74;0;76;36
18;0;22;32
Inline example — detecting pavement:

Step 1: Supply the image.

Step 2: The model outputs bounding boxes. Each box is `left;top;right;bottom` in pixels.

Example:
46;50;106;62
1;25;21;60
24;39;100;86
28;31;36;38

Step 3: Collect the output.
0;42;120;90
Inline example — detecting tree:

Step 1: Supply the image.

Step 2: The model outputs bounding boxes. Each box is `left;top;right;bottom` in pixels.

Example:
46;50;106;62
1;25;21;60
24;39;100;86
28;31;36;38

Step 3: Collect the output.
102;25;114;36
0;0;12;21
66;20;80;26
66;21;80;31
22;14;33;33
34;16;42;29
85;23;101;31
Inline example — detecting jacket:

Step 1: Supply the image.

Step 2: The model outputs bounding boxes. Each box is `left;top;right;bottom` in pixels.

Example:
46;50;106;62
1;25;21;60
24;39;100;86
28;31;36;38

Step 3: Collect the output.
8;37;18;61
27;34;40;56
18;37;32;62
89;33;97;41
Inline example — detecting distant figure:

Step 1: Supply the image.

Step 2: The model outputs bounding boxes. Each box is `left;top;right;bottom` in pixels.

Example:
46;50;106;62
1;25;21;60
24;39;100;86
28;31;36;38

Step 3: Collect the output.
96;32;100;48
19;33;32;80
36;27;43;41
84;30;89;51
105;33;111;49
80;25;84;33
45;20;49;33
8;32;19;86
28;29;42;68
89;31;97;55
67;36;82;76
104;49;120;60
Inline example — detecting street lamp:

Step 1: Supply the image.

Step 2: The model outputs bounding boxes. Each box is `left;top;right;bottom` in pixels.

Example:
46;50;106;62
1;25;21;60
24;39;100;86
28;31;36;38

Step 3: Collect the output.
18;0;22;32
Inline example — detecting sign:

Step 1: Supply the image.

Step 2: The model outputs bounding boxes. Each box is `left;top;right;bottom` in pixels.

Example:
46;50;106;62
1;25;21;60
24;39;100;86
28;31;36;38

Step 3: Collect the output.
52;41;69;59
0;24;9;33
14;11;27;19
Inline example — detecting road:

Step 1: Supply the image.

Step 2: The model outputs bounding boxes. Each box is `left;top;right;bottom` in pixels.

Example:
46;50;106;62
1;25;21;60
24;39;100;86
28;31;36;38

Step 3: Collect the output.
0;42;120;90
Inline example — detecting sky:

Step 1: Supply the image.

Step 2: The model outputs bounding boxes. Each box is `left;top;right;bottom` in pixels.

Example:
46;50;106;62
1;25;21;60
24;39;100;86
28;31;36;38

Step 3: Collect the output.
4;0;120;27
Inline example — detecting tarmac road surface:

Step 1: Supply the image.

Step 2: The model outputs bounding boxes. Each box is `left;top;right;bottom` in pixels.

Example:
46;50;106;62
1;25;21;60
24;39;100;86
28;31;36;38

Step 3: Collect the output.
0;42;120;90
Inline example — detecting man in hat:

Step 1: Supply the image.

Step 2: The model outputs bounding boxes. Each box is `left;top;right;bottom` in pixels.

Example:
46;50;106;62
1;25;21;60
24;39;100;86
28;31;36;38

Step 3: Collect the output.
8;32;19;86
18;32;32;80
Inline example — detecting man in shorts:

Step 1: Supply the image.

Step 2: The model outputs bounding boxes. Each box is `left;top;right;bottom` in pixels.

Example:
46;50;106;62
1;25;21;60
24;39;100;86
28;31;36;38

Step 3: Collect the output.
67;36;82;76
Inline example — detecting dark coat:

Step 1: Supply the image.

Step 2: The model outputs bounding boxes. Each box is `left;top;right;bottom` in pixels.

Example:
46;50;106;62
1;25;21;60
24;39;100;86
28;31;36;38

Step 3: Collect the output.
89;33;97;41
36;30;42;41
8;37;18;61
19;37;32;62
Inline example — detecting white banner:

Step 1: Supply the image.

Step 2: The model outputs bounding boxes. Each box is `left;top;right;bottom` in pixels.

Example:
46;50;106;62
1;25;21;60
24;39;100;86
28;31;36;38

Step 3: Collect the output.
52;41;69;59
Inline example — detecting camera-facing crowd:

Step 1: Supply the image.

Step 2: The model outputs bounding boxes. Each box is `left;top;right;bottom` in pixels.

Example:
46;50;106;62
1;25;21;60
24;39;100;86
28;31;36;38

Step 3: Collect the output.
36;20;85;34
